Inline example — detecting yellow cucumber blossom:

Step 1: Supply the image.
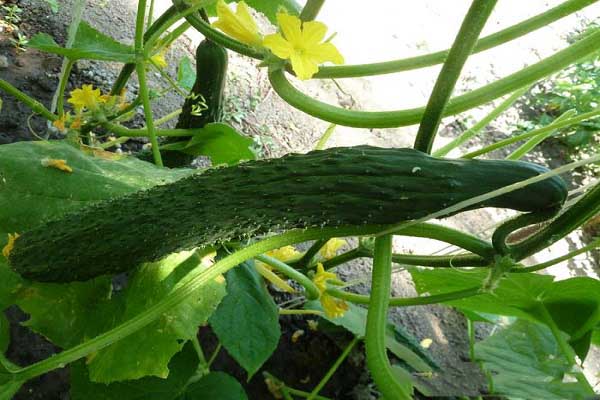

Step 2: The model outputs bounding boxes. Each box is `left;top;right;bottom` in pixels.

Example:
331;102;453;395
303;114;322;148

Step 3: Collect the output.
52;114;67;132
150;49;168;69
255;245;300;293
213;0;263;46
313;263;348;318
2;233;19;259
68;84;104;111
319;238;346;259
263;13;344;80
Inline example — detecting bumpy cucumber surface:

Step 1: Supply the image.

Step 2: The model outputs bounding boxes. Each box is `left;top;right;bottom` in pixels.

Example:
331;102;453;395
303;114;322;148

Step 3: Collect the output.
9;146;567;282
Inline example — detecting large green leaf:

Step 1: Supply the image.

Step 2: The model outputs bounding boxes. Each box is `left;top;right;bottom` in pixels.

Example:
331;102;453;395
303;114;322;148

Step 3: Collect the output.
177;56;196;92
206;0;301;25
209;259;279;378
71;341;200;400
475;319;593;399
87;250;227;383
409;268;600;360
28;22;135;62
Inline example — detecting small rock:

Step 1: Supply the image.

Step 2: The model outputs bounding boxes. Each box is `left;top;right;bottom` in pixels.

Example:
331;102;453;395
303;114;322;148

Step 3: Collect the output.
15;58;24;67
0;55;9;69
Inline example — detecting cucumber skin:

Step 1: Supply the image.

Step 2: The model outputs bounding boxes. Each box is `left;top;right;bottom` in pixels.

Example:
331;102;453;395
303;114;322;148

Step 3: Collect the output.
9;146;567;282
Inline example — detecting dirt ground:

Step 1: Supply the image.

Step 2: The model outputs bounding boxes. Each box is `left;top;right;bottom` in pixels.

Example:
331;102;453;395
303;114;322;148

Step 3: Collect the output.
1;0;600;398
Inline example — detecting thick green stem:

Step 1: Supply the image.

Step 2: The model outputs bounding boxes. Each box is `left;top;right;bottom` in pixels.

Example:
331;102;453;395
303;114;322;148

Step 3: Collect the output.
328;286;481;307
0;79;57;121
511;182;600;260
414;0;497;153
111;5;179;95
314;0;598;78
307;336;359;400
255;254;320;300
432;85;530;157
513;238;600;273
268;29;600;128
300;0;325;21
296;238;329;268
103;122;192;137
462;108;600;158
55;60;74;117
365;235;412;399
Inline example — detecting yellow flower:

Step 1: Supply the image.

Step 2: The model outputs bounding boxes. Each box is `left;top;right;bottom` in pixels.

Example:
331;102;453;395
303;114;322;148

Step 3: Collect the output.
267;245;301;263
312;263;348;318
41;158;73;173
212;0;262;46
68;84;103;111
263;13;344;80
150;49;168;69
319;238;346;259
2;233;19;259
52;114;67;132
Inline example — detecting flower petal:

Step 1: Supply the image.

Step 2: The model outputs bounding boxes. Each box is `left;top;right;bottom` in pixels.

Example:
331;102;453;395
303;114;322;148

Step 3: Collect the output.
306;42;344;65
213;0;262;45
301;21;327;46
290;53;319;80
263;33;294;59
236;1;259;33
276;12;302;46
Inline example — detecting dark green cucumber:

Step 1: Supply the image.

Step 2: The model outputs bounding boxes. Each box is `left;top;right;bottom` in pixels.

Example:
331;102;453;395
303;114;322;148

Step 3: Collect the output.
163;38;228;167
8;146;567;282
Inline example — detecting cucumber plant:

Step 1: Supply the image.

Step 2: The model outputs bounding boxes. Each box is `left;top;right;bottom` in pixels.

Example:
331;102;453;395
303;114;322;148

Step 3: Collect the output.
1;0;600;398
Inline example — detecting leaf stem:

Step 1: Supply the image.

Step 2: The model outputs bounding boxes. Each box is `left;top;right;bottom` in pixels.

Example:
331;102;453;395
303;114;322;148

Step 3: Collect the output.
314;0;598;78
513;238;600;273
365;235;412;399
307;336;359;400
296;238;329;268
300;0;325;21
268;29;600;128
255;254;320;300
414;0;497;153
327;286;481;307
432;85;530;157
0;78;57;121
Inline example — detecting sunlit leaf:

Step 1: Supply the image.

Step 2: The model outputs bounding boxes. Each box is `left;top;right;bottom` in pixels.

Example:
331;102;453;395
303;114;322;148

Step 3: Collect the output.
182;123;256;166
475;319;594;399
177;57;196;92
87;250;227;383
176;372;247;400
28;22;134;62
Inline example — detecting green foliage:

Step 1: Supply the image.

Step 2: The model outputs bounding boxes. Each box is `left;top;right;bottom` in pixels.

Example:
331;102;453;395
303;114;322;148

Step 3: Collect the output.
72;341;247;399
44;0;59;13
409;268;600;360
28;22;135;62
475;319;593;399
162;123;256;165
177;56;196;92
519;22;600;150
209;259;280;377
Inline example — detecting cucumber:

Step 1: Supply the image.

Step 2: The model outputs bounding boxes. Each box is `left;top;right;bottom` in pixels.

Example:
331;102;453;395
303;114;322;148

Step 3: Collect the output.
8;146;567;282
163;39;229;167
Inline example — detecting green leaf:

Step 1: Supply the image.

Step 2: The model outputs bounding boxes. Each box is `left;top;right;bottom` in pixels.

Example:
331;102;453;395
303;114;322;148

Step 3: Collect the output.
409;268;600;360
0;380;23;400
206;0;301;25
182;123;256;166
28;22;135;62
71;341;200;400
209;259;279;378
0;140;193;310
87;250;227;383
177;372;247;400
475;319;594;399
177;56;196;92
304;301;434;373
